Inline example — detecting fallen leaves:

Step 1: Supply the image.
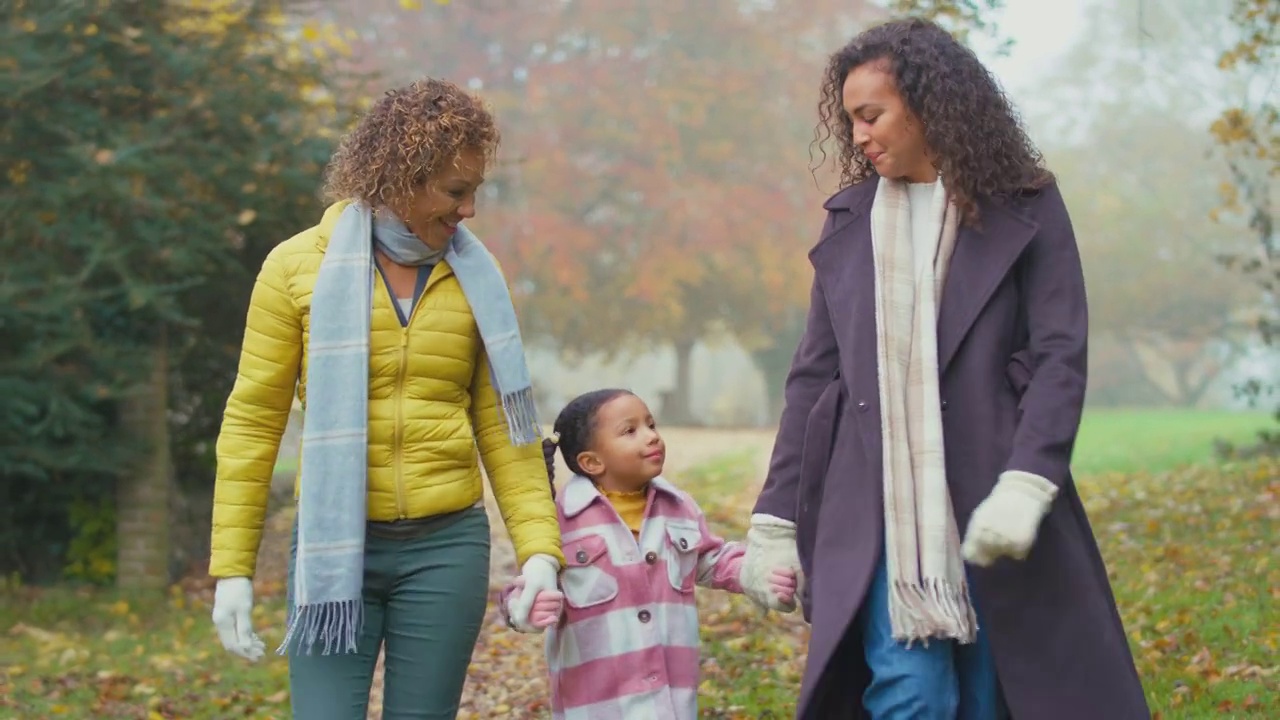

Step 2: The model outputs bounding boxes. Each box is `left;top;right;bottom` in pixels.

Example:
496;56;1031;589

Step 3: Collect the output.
1;451;1275;718
1084;457;1280;713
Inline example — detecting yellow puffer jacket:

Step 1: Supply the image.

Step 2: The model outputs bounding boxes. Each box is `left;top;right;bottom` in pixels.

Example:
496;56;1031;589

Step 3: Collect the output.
209;202;562;578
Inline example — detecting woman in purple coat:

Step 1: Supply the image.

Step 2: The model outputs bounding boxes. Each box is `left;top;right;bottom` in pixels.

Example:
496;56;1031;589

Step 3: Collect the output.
737;18;1150;720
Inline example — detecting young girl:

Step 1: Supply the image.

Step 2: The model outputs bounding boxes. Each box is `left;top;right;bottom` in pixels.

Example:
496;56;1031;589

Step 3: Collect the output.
500;389;797;720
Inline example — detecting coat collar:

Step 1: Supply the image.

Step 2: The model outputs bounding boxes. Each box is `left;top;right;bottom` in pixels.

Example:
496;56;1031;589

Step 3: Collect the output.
809;178;1040;374
561;474;683;518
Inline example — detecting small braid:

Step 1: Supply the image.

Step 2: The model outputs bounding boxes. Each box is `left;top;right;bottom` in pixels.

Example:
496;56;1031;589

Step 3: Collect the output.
552;389;633;479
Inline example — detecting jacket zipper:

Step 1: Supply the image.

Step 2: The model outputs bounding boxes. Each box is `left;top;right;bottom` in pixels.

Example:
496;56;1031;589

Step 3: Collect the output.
394;322;410;519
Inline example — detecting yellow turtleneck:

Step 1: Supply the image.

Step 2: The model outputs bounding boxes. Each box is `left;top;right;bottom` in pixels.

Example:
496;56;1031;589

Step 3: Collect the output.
601;487;648;536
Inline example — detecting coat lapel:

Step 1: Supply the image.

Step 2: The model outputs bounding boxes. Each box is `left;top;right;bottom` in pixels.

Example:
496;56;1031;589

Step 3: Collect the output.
936;200;1038;373
809;183;1040;380
809;183;875;363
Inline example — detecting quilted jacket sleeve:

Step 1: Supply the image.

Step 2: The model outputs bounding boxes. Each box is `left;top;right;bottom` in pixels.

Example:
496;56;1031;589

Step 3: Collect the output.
210;248;303;578
470;352;564;568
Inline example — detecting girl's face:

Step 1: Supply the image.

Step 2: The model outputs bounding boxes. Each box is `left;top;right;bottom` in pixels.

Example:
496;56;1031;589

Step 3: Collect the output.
395;146;486;251
842;60;935;184
575;394;666;493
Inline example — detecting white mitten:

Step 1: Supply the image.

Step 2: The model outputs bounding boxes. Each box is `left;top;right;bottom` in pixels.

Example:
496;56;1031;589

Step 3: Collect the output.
506;553;560;632
962;470;1059;567
211;577;266;661
741;514;801;613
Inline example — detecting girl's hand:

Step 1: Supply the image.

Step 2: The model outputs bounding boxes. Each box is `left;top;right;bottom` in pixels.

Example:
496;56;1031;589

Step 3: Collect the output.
529;589;564;628
767;567;798;606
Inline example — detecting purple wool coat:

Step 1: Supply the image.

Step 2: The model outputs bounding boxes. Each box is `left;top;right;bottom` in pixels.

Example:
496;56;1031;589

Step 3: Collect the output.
753;178;1150;719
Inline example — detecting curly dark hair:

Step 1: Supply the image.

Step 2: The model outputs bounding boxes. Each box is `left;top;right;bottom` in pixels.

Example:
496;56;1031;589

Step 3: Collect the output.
552;389;634;479
323;77;500;214
813;17;1052;222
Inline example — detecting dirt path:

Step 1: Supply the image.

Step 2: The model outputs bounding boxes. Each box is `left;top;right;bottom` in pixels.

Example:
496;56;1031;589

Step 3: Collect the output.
253;427;779;719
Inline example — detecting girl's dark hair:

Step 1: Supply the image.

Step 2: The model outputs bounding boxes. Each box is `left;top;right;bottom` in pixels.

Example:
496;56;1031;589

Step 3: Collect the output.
813;17;1052;222
552;389;634;478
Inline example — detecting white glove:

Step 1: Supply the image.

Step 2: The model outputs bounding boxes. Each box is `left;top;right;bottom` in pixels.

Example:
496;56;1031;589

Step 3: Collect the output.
211;577;265;661
962;470;1059;567
741;514;801;613
506;553;560;633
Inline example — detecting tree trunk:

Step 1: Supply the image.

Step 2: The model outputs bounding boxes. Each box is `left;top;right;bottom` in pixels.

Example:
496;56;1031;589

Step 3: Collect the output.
751;346;793;426
116;331;173;591
749;316;805;426
663;339;697;425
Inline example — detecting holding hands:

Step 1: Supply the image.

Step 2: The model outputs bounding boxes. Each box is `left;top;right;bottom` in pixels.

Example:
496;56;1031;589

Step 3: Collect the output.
741;514;803;613
505;553;564;633
506;580;565;632
762;565;798;608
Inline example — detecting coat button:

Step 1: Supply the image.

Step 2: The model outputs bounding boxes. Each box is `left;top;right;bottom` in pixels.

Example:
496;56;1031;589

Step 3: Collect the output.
856;400;869;412
940;400;949;411
575;550;588;563
678;538;688;549
638;609;652;623
644;551;657;564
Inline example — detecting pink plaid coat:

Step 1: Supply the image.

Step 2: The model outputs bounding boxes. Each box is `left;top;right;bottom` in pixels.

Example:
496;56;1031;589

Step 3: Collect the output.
500;474;745;720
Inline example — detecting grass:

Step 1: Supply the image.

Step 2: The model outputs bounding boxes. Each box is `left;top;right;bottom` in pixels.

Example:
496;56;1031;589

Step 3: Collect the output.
0;585;293;719
1070;408;1270;476
3;410;1276;719
687;451;1279;718
269;408;1271;478
1083;461;1277;715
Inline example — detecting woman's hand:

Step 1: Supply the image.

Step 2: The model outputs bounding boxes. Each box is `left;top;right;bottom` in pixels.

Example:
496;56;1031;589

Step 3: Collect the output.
504;578;564;632
741;514;801;613
506;554;561;632
962;470;1059;566
211;577;266;661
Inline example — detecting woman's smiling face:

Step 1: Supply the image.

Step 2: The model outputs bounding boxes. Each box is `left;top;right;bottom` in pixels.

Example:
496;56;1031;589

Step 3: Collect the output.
842;60;935;184
396;146;487;250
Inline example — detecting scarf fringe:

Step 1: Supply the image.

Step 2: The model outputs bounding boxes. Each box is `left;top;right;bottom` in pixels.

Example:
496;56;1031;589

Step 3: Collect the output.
277;599;364;657
501;386;541;446
889;578;979;648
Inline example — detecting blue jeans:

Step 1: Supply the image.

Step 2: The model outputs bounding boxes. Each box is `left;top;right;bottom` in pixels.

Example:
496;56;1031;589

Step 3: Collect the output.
856;549;1007;719
286;507;491;720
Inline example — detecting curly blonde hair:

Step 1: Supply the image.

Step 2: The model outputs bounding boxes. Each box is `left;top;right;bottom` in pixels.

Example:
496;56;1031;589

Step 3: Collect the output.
323;78;500;212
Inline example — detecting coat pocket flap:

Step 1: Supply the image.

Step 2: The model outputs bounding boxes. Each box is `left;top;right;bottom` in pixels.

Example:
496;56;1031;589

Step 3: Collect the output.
565;534;609;567
561;535;618;609
664;520;701;553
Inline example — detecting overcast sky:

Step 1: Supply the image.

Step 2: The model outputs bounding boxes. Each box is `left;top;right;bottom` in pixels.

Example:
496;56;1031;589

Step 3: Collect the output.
974;0;1089;103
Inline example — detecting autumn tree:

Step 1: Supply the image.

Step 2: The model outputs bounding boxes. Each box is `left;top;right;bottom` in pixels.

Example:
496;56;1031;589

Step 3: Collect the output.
1031;0;1256;407
0;0;356;586
315;0;1013;424
313;0;831;422
1212;0;1278;428
887;0;1008;48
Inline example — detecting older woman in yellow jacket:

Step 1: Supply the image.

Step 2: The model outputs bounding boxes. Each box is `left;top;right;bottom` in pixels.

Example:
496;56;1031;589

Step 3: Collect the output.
207;78;564;720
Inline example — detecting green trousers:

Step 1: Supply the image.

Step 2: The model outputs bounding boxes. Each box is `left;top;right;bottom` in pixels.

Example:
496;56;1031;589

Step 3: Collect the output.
286;506;491;720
